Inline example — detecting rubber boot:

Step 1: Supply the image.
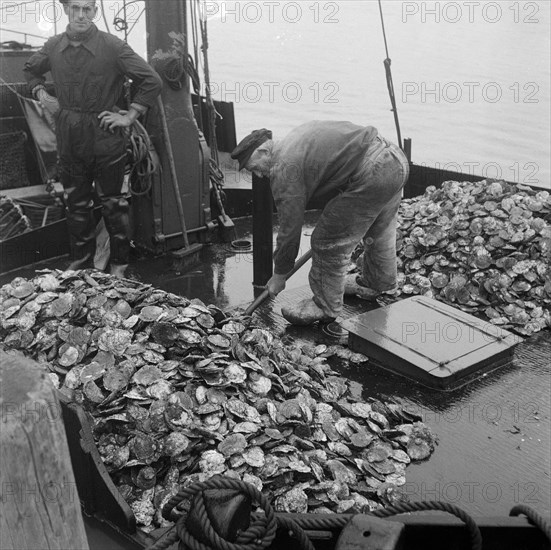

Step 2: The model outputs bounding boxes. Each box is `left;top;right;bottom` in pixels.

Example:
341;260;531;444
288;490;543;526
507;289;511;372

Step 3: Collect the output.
281;297;335;326
344;274;397;301
65;203;96;270
102;196;131;266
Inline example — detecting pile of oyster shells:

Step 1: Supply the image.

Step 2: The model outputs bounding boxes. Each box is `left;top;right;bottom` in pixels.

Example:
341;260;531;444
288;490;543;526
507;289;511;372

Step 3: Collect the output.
0;270;436;531
353;180;551;336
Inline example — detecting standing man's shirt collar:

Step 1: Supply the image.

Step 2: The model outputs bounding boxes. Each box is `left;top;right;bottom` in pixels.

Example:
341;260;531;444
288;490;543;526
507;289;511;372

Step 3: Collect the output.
60;23;100;54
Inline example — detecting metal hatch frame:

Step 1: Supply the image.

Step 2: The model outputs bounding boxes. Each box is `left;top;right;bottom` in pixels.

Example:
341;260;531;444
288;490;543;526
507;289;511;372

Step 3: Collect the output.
341;296;522;390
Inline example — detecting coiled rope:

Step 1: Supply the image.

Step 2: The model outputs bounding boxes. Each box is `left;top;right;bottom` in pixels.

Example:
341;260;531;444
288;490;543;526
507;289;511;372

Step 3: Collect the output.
157;53;201;95
146;477;483;550
147;476;313;550
126;119;159;196
147;475;551;550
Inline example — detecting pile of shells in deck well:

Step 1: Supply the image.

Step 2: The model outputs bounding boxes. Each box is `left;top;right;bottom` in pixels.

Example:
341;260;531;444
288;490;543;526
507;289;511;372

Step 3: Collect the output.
0;269;436;530
351;180;551;336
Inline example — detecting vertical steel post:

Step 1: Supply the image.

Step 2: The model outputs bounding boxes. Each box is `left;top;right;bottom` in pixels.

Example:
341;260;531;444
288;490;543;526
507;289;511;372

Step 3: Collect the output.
252;174;273;291
140;0;208;251
404;138;412;163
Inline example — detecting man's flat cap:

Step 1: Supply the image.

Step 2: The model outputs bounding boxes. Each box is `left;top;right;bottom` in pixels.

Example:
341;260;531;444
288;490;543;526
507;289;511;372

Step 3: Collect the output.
231;129;272;171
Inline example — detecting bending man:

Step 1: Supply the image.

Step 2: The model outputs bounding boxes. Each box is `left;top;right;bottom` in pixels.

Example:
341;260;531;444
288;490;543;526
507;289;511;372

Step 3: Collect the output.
231;121;409;325
24;0;162;277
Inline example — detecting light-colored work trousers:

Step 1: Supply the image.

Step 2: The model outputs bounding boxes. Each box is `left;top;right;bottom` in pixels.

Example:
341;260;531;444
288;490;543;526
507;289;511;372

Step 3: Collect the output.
309;135;409;318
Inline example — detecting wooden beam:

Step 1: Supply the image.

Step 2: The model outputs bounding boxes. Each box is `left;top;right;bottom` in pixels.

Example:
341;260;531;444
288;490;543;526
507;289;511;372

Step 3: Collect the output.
0;352;89;550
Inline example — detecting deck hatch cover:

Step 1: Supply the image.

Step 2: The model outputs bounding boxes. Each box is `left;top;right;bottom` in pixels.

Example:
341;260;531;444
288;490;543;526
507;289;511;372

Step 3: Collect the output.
340;296;522;390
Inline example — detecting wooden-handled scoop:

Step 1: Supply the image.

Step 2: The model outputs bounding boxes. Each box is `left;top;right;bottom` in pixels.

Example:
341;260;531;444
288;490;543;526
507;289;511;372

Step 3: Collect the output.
243;249;313;316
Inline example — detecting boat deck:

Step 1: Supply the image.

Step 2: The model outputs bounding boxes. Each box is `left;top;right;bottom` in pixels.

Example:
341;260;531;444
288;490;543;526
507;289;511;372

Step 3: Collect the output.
1;212;549;521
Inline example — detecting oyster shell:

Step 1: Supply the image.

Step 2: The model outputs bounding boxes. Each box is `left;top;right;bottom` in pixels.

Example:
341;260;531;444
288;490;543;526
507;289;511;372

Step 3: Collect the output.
0;269;441;529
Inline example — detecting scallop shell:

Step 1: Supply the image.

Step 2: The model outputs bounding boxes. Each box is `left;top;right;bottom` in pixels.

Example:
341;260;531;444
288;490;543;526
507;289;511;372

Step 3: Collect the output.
242;446;265;468
218;433;247;456
199;450;226;474
0;268;446;527
163;432;190;457
132;365;162;386
98;329;132;356
224;363;247;384
139;306;164;322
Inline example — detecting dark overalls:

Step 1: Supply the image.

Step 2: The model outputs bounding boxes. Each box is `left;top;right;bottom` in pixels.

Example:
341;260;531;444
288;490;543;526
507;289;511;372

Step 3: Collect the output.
24;25;162;266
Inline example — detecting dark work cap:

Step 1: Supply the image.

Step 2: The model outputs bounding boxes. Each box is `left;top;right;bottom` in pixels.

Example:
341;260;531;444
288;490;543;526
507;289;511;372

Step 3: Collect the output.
231;128;272;171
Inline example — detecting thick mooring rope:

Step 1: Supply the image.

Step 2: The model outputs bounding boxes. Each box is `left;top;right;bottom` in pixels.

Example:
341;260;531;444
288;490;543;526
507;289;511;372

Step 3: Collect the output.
148;476;314;550
370;500;482;550
146;476;493;550
510;504;551;542
147;477;551;550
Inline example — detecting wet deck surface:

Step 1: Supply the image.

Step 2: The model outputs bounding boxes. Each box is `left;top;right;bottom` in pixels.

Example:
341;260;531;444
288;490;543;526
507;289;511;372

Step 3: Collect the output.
258;287;551;518
2;212;549;519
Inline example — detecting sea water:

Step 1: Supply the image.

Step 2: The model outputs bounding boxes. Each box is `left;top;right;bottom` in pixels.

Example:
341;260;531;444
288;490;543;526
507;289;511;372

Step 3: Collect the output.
2;0;549;188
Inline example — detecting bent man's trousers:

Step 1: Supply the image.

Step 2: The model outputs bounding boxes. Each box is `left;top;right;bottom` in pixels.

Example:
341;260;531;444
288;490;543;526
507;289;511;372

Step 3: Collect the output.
57;109;130;266
309;135;409;318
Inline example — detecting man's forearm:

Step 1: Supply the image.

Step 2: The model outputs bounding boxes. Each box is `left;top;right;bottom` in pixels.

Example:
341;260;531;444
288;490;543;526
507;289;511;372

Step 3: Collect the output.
130;102;148;116
125;106;141;124
273;214;305;274
118;42;163;109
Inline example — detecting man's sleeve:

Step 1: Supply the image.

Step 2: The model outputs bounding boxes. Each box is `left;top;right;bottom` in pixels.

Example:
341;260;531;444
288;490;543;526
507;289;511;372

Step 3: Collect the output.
23;43;51;92
273;195;306;275
272;168;306;275
117;42;162;109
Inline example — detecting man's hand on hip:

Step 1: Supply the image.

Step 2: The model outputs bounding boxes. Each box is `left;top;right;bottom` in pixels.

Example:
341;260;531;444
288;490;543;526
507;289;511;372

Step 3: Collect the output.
266;273;287;298
98;109;136;132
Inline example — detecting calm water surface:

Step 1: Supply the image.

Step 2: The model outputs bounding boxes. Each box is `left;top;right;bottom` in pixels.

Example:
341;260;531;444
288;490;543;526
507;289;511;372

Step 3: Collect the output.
3;0;550;188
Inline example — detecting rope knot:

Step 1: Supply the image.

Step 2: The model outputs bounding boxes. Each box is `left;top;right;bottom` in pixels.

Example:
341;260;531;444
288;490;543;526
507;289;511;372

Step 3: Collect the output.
185;488;251;545
165;476;278;550
149;476;315;550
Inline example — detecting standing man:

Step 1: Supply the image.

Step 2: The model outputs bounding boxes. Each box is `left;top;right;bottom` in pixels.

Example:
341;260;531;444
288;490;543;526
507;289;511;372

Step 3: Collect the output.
231;121;409;325
24;0;162;276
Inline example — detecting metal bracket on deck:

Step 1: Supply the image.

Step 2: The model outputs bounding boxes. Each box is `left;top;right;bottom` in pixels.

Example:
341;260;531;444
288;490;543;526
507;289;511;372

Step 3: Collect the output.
335;515;405;550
